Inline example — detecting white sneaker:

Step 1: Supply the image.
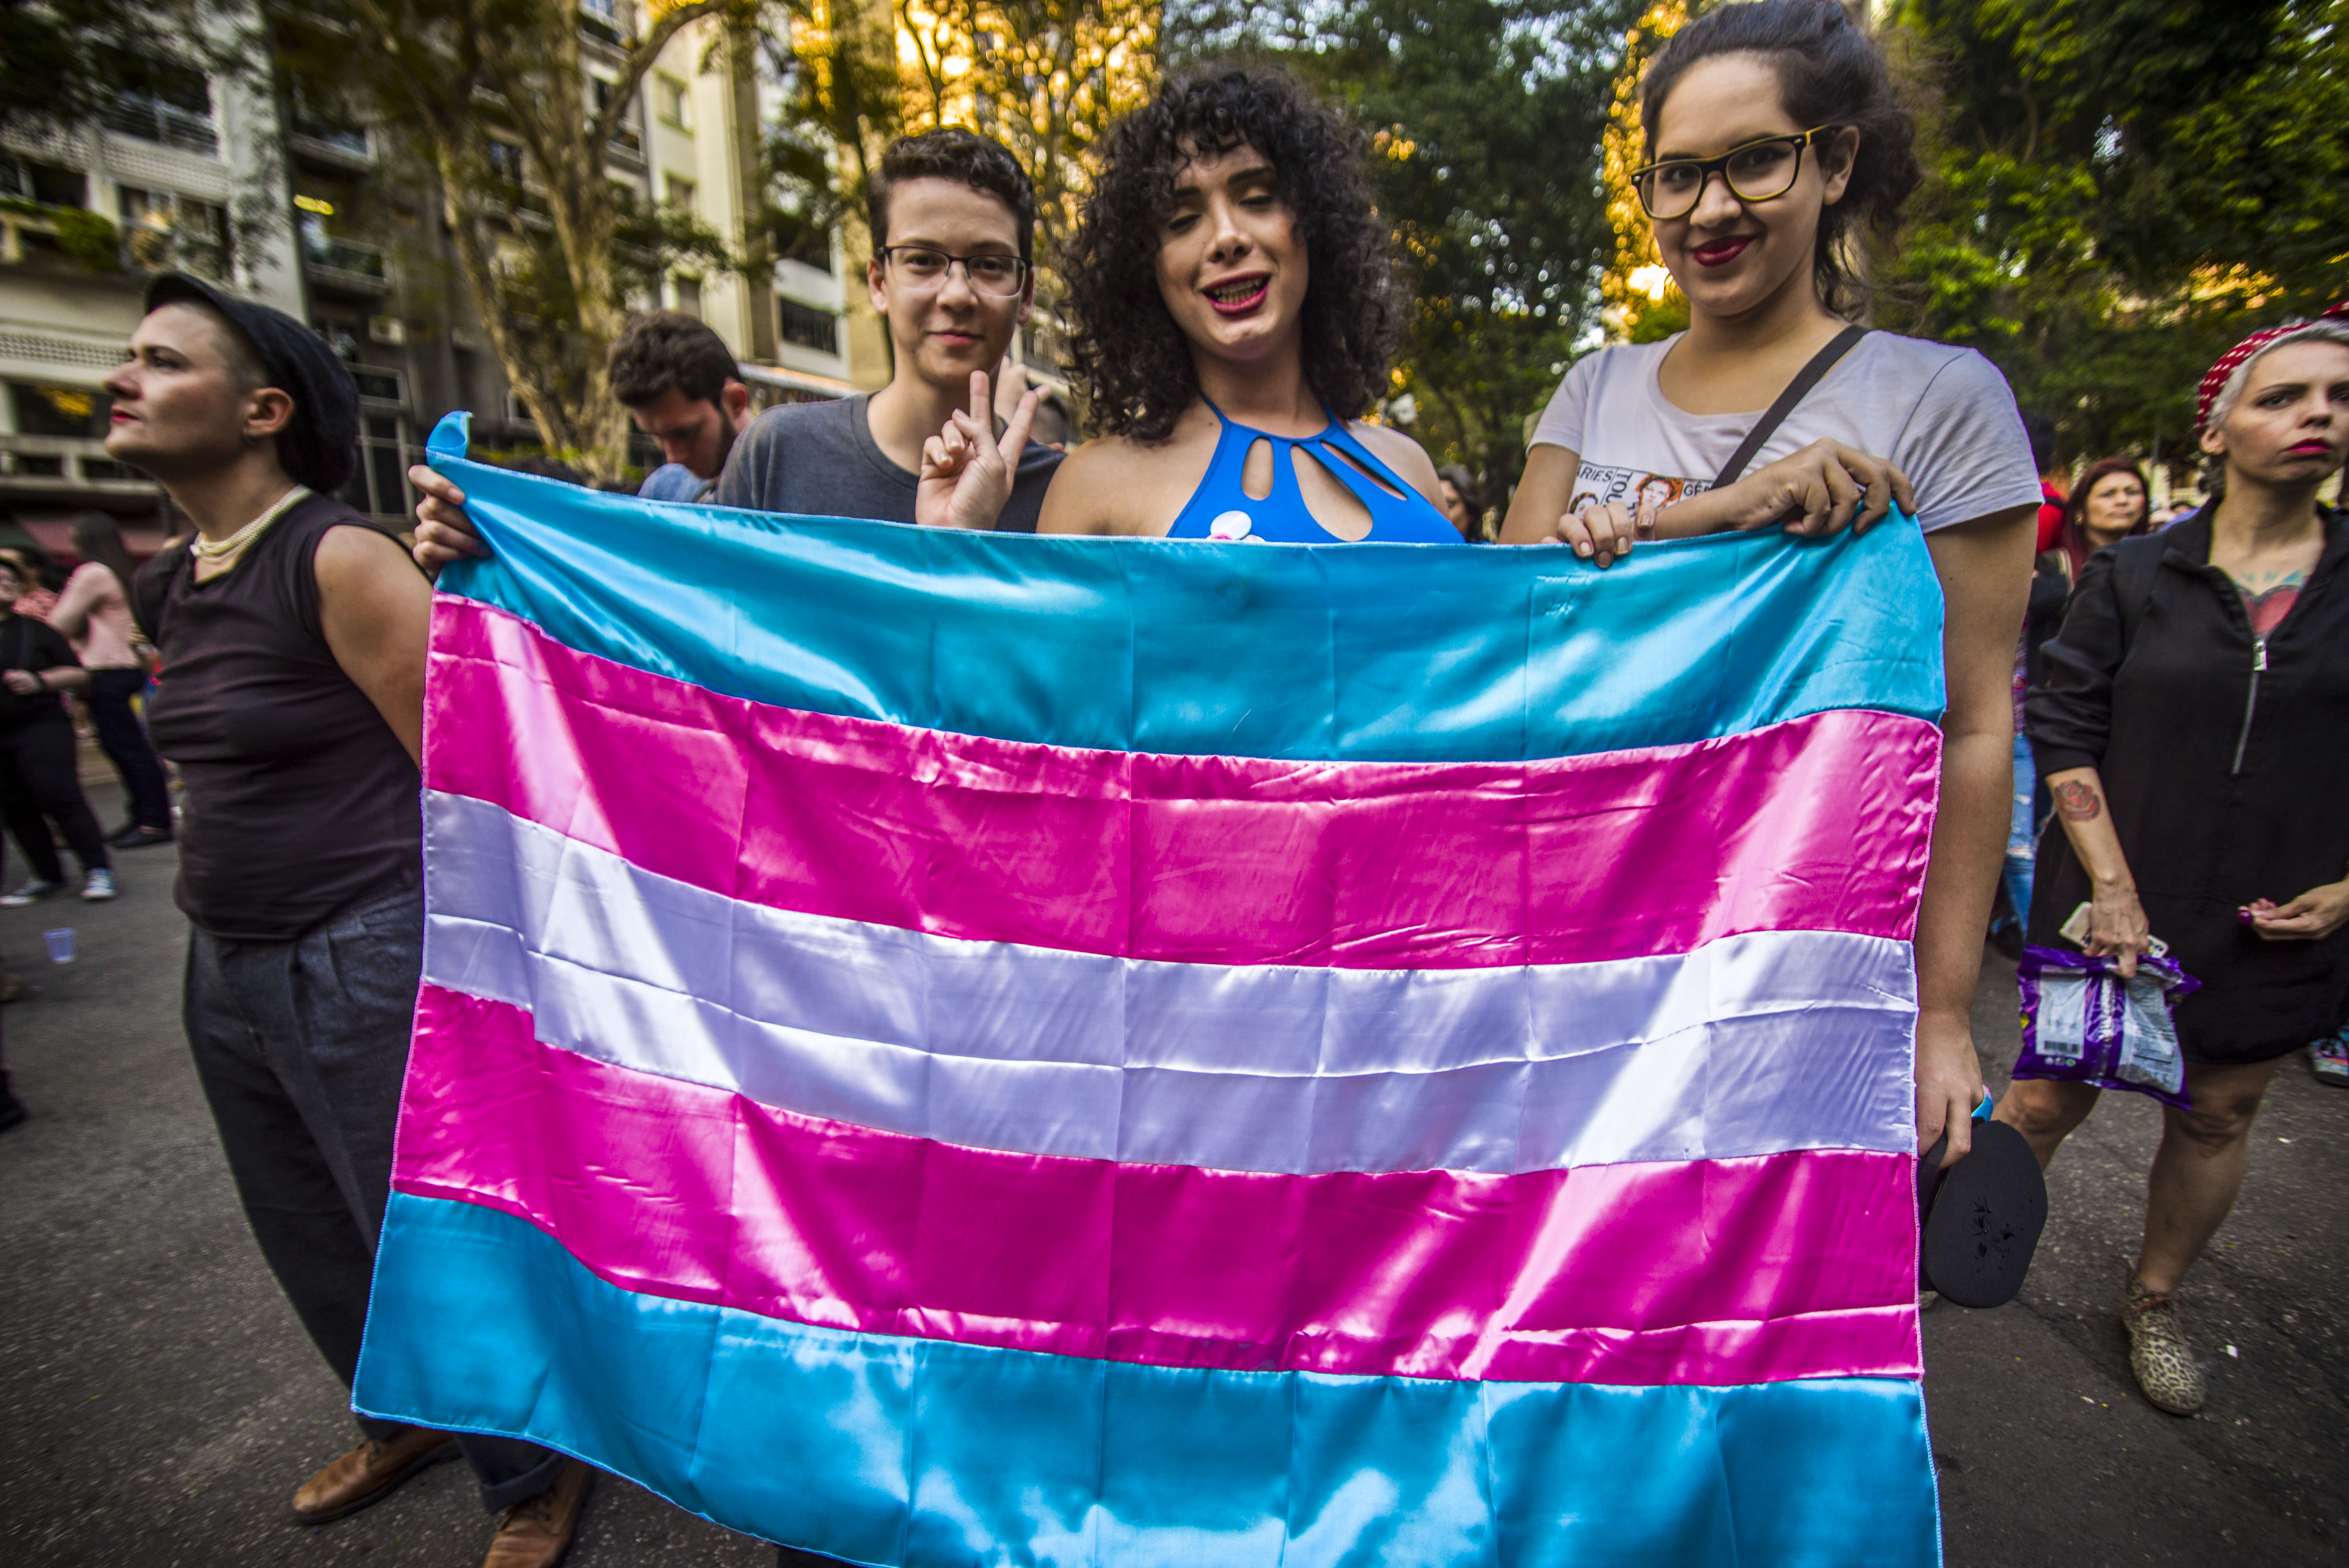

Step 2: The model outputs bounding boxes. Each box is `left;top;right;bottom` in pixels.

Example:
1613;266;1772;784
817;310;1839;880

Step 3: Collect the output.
80;869;116;902
0;879;61;907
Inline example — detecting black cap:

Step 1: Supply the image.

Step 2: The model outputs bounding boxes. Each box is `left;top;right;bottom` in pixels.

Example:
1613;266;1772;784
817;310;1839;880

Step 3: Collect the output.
1917;1117;2047;1309
143;272;359;495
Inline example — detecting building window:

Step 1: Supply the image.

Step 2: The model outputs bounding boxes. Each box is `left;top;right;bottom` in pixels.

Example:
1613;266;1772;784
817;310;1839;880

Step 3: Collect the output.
778;297;838;355
655;75;690;130
674;276;702;317
777;218;832;273
664;174;696;213
100;64;218;156
298;212;386;280
592;78;641;155
485;140;526;187
1;159;89;209
341;415;410;519
287;89;369;156
118;187;227;277
9;383;110;438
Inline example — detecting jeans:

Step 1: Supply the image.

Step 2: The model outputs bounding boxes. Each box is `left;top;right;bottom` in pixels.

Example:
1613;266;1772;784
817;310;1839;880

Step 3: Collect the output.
0;716;109;882
182;887;560;1512
2002;729;2037;930
85;668;172;832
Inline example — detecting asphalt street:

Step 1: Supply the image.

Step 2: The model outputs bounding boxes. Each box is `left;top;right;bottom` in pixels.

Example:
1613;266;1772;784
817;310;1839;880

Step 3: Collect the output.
2;779;2344;1567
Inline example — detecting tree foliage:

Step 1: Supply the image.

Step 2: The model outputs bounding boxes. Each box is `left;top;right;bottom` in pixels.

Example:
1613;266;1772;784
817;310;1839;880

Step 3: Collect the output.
272;0;752;480
898;0;1158;280
1593;0;1686;344
1881;0;2349;472
1165;0;1637;495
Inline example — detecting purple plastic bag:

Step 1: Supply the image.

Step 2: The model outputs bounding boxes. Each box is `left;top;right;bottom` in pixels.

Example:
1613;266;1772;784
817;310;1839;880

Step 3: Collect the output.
2014;946;2201;1108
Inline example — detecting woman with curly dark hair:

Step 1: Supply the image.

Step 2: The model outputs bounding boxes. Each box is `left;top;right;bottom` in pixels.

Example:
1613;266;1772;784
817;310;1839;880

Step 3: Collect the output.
918;64;1459;543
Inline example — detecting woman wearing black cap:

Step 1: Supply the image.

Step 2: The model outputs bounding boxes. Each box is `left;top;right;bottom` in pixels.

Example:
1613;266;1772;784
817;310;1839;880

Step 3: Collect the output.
107;274;590;1568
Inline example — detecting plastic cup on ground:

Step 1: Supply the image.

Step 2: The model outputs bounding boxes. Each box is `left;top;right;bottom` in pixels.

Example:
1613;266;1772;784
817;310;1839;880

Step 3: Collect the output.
42;928;73;964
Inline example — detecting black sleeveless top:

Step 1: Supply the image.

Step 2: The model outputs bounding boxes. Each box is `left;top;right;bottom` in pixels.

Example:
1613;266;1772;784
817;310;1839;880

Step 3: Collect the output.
132;494;423;940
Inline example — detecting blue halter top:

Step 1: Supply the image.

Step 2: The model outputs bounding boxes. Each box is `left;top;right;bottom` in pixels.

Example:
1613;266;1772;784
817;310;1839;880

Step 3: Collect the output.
1164;401;1461;544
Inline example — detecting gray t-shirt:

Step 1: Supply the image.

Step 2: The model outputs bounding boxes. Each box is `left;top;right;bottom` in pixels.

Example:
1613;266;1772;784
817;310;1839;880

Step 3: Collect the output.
709;393;1060;532
1529;331;2041;534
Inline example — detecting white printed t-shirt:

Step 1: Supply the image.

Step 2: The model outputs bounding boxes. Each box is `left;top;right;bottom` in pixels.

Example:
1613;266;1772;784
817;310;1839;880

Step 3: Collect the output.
1527;331;2042;534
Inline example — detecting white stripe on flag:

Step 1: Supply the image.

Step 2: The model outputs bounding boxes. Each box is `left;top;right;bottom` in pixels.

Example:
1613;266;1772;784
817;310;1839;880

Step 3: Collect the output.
423;790;1917;1174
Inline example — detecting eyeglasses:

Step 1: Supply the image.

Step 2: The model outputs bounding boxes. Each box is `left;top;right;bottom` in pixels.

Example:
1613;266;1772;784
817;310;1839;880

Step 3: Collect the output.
877;246;1032;298
1629;127;1842;220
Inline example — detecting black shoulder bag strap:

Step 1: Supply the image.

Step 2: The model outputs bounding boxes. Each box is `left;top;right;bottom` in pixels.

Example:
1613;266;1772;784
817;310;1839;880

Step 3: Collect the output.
1713;324;1870;487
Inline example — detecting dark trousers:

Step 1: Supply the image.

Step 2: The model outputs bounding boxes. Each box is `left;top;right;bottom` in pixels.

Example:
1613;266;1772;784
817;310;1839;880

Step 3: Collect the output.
183;887;561;1512
0;716;108;882
85;668;171;831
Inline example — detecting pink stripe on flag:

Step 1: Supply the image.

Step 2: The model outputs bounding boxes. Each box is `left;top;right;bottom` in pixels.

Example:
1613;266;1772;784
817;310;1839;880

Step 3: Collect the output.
394;986;1923;1386
426;598;1939;969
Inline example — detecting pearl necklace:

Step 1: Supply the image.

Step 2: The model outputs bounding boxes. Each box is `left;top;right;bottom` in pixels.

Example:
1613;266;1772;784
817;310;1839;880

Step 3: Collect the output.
191;485;312;571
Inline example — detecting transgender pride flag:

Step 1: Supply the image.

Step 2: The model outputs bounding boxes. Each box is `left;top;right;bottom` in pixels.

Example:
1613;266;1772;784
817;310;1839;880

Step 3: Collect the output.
357;413;1946;1565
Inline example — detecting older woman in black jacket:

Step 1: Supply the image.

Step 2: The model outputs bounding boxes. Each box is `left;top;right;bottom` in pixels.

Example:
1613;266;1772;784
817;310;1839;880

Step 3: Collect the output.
2003;308;2349;1417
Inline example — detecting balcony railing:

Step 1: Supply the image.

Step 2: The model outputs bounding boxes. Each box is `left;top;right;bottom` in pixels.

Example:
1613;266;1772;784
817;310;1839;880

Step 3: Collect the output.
100;98;219;157
292;119;368;157
300;223;390;287
0;434;158;491
287;120;372;169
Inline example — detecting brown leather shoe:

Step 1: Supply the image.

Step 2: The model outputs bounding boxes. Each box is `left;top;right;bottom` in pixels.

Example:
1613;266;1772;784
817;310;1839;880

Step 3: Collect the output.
481;1458;594;1568
289;1427;460;1523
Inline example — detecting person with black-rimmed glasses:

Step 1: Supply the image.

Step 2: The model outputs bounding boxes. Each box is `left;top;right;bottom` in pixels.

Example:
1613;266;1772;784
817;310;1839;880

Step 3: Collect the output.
408;129;1060;566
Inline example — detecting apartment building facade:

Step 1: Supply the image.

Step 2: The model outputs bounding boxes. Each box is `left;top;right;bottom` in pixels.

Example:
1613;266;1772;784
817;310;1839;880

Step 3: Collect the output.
0;2;862;552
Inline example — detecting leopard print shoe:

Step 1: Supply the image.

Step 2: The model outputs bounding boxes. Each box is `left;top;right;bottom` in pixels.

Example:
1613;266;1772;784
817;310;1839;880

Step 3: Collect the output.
2124;1272;2206;1415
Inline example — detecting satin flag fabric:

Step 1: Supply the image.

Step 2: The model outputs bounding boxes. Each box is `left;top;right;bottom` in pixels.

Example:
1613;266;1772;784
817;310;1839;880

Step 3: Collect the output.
356;411;1949;1565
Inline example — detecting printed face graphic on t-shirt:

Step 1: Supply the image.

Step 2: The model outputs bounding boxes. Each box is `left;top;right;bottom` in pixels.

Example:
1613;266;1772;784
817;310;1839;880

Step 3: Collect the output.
1572;463;1709;516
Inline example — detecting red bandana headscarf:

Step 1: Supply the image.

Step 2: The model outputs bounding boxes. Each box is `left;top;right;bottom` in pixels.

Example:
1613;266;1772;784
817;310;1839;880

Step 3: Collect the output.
2197;300;2349;431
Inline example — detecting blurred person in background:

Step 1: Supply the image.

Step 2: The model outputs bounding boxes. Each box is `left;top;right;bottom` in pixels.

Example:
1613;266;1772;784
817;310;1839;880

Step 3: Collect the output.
1436;465;1489;540
0;543;62;622
2003;308;2349;1415
1994;458;2151;950
605;311;753;502
2051;457;2158;582
52;512;173;847
110;272;590;1568
0;555;110;906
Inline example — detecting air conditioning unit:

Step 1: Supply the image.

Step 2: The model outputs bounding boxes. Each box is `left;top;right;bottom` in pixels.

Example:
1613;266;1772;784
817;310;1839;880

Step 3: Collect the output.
368;314;407;346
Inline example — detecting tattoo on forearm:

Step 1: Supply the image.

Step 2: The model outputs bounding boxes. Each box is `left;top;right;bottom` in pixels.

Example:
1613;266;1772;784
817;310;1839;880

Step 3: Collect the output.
2054;780;2102;822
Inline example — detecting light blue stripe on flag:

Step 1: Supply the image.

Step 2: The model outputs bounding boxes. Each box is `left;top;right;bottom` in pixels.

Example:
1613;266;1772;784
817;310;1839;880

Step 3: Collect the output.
424;413;1943;763
359;1192;1941;1568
